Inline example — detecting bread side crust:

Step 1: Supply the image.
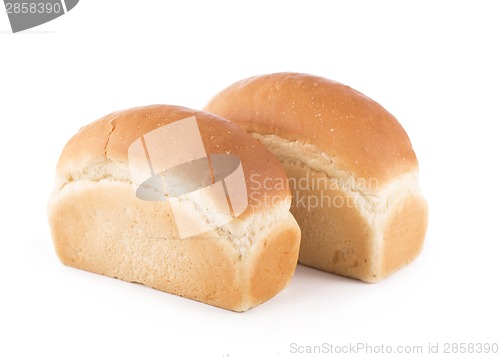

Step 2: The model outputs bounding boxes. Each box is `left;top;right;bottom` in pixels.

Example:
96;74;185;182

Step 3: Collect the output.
48;179;300;311
380;195;428;279
246;212;301;309
280;160;375;280
250;133;427;282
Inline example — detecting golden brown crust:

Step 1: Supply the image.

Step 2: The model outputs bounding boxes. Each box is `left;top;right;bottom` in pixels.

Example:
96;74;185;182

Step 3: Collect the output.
56;105;290;214
205;73;418;186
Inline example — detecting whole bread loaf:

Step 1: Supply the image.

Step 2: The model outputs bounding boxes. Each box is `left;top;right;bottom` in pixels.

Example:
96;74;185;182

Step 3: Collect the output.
48;105;301;311
205;73;428;282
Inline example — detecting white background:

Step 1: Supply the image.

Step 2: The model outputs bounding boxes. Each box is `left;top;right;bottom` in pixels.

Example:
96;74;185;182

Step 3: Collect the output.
1;1;499;356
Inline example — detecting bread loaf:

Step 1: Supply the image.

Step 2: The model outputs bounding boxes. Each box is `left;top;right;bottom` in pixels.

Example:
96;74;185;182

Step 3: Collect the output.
205;73;428;282
48;105;301;311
